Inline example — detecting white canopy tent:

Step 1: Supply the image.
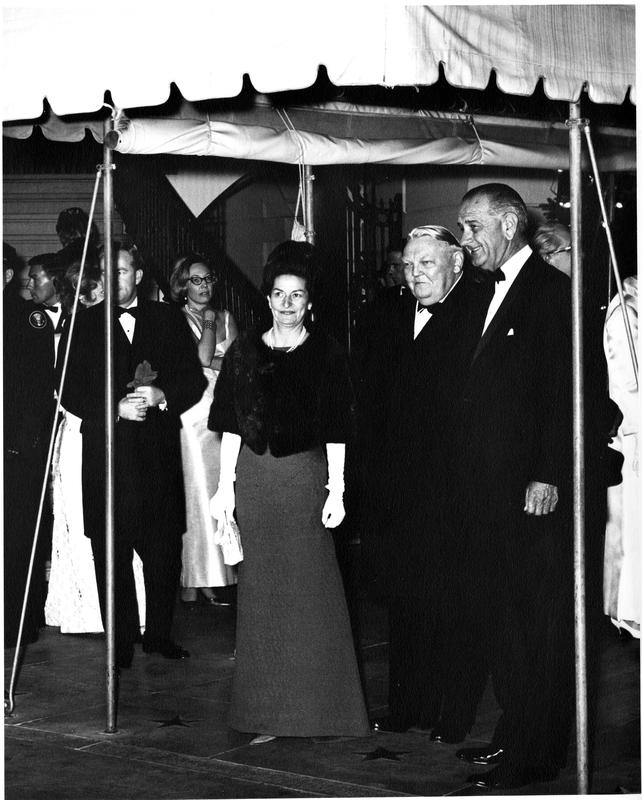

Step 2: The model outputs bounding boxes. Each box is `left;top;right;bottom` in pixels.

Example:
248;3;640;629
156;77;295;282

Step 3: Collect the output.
3;5;636;792
2;5;636;173
2;4;634;121
5;98;636;171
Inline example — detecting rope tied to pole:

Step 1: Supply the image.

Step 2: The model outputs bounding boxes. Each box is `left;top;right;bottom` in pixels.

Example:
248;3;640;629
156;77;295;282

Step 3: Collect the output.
276;108;312;242
579;121;638;388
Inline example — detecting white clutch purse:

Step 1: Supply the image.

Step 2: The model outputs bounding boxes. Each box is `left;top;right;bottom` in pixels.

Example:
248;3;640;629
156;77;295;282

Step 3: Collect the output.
213;514;244;566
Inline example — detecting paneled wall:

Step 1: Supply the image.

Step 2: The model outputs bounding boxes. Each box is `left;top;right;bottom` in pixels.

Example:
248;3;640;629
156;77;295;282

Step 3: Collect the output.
3;173;125;292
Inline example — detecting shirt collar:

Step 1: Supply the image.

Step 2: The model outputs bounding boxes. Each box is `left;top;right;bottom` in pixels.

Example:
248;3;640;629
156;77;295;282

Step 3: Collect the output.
498;244;532;280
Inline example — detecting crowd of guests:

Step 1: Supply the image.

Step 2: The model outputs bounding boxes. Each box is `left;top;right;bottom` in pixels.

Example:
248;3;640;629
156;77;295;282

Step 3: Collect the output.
3;183;638;789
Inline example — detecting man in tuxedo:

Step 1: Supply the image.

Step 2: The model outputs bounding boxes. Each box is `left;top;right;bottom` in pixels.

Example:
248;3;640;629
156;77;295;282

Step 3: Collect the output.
359;225;489;742
61;242;205;667
3;250;63;647
453;184;573;789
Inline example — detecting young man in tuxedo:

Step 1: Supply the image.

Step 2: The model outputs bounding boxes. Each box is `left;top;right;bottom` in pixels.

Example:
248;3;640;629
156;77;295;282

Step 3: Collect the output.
61;242;206;667
3;250;63;646
453;184;573;790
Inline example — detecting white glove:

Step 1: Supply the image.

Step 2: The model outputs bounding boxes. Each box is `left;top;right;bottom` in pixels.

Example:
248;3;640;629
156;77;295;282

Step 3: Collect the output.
322;490;345;528
210;481;235;523
210;432;241;522
323;442;346;528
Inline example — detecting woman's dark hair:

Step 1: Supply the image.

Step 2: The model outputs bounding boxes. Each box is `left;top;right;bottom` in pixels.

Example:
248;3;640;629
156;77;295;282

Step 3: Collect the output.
168;252;216;303
56;207;99;248
261;241;317;299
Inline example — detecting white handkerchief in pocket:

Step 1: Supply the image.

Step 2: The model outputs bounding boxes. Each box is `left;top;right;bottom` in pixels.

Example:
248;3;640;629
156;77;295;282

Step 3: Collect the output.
507;328;515;336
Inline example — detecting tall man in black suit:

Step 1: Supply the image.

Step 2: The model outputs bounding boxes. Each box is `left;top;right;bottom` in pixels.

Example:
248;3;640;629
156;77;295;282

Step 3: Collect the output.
359;225;489;742
453;184;573;789
61;242;205;667
3;250;64;647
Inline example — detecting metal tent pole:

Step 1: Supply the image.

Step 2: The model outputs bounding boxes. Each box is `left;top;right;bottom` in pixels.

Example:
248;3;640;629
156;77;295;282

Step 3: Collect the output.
568;101;589;795
102;118;118;733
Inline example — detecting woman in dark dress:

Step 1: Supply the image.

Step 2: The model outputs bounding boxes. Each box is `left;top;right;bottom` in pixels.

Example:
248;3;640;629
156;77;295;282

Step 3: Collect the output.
208;241;370;742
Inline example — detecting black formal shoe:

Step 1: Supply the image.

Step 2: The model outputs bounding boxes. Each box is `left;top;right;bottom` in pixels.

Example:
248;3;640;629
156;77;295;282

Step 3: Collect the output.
467;764;557;790
430;725;467;744
456;745;504;765
371;716;411;733
142;640;190;659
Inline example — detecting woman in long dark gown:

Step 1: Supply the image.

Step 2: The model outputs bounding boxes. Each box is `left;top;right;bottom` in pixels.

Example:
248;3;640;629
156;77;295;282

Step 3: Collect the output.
208;241;370;742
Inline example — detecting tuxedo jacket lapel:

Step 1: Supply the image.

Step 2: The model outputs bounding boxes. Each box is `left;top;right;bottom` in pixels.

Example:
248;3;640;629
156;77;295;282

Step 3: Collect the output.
471;259;533;366
402;291;417;343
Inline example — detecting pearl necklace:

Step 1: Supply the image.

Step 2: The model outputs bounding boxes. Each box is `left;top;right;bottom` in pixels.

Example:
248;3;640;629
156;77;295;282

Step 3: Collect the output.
267;326;307;353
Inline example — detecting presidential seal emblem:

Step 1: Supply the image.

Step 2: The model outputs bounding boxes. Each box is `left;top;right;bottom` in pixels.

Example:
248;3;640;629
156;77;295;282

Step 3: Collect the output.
29;310;47;329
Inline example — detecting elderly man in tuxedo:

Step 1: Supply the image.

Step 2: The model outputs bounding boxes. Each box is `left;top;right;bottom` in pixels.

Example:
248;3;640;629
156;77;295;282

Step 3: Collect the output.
452;184;573;790
61;241;205;668
359;225;489;742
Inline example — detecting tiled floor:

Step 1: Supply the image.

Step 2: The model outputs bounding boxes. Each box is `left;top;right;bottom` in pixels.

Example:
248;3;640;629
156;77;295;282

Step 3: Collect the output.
4;591;640;798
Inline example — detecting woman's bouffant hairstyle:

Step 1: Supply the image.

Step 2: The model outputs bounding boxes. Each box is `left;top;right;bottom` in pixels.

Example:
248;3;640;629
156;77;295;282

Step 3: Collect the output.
60;259;103;313
168;252;215;303
56;207;99;248
261;241;318;299
531;223;571;259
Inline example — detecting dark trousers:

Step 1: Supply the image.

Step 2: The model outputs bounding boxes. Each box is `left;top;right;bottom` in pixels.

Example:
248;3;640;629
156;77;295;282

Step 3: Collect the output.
388;591;487;734
468;512;574;775
4;448;51;648
90;527;182;656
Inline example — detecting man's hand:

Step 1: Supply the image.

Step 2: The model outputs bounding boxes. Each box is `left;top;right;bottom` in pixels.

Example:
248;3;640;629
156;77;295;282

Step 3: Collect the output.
118;393;147;422
134;385;166;407
524;481;559;515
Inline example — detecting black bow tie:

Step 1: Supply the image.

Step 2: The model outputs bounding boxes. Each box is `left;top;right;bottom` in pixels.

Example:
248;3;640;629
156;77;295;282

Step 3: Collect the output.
117;307;138;319
471;267;506;284
37;304;59;313
418;302;443;315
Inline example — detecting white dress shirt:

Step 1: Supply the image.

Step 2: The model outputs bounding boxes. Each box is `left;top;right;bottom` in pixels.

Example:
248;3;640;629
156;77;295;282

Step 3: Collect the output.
118;297;138;344
44;305;64;361
482;245;532;334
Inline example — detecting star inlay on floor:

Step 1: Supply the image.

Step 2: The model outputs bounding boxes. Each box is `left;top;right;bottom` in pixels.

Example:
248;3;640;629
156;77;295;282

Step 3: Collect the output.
152;715;196;728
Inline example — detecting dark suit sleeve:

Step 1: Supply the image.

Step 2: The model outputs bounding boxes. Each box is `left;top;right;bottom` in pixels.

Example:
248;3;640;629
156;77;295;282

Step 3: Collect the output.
530;273;572;487
59;308;102;422
155;304;207;416
319;338;356;444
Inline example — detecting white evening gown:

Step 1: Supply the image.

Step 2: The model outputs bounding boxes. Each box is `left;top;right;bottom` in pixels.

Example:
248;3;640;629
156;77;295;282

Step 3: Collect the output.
180;308;237;589
603;277;639;638
45;410;146;634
